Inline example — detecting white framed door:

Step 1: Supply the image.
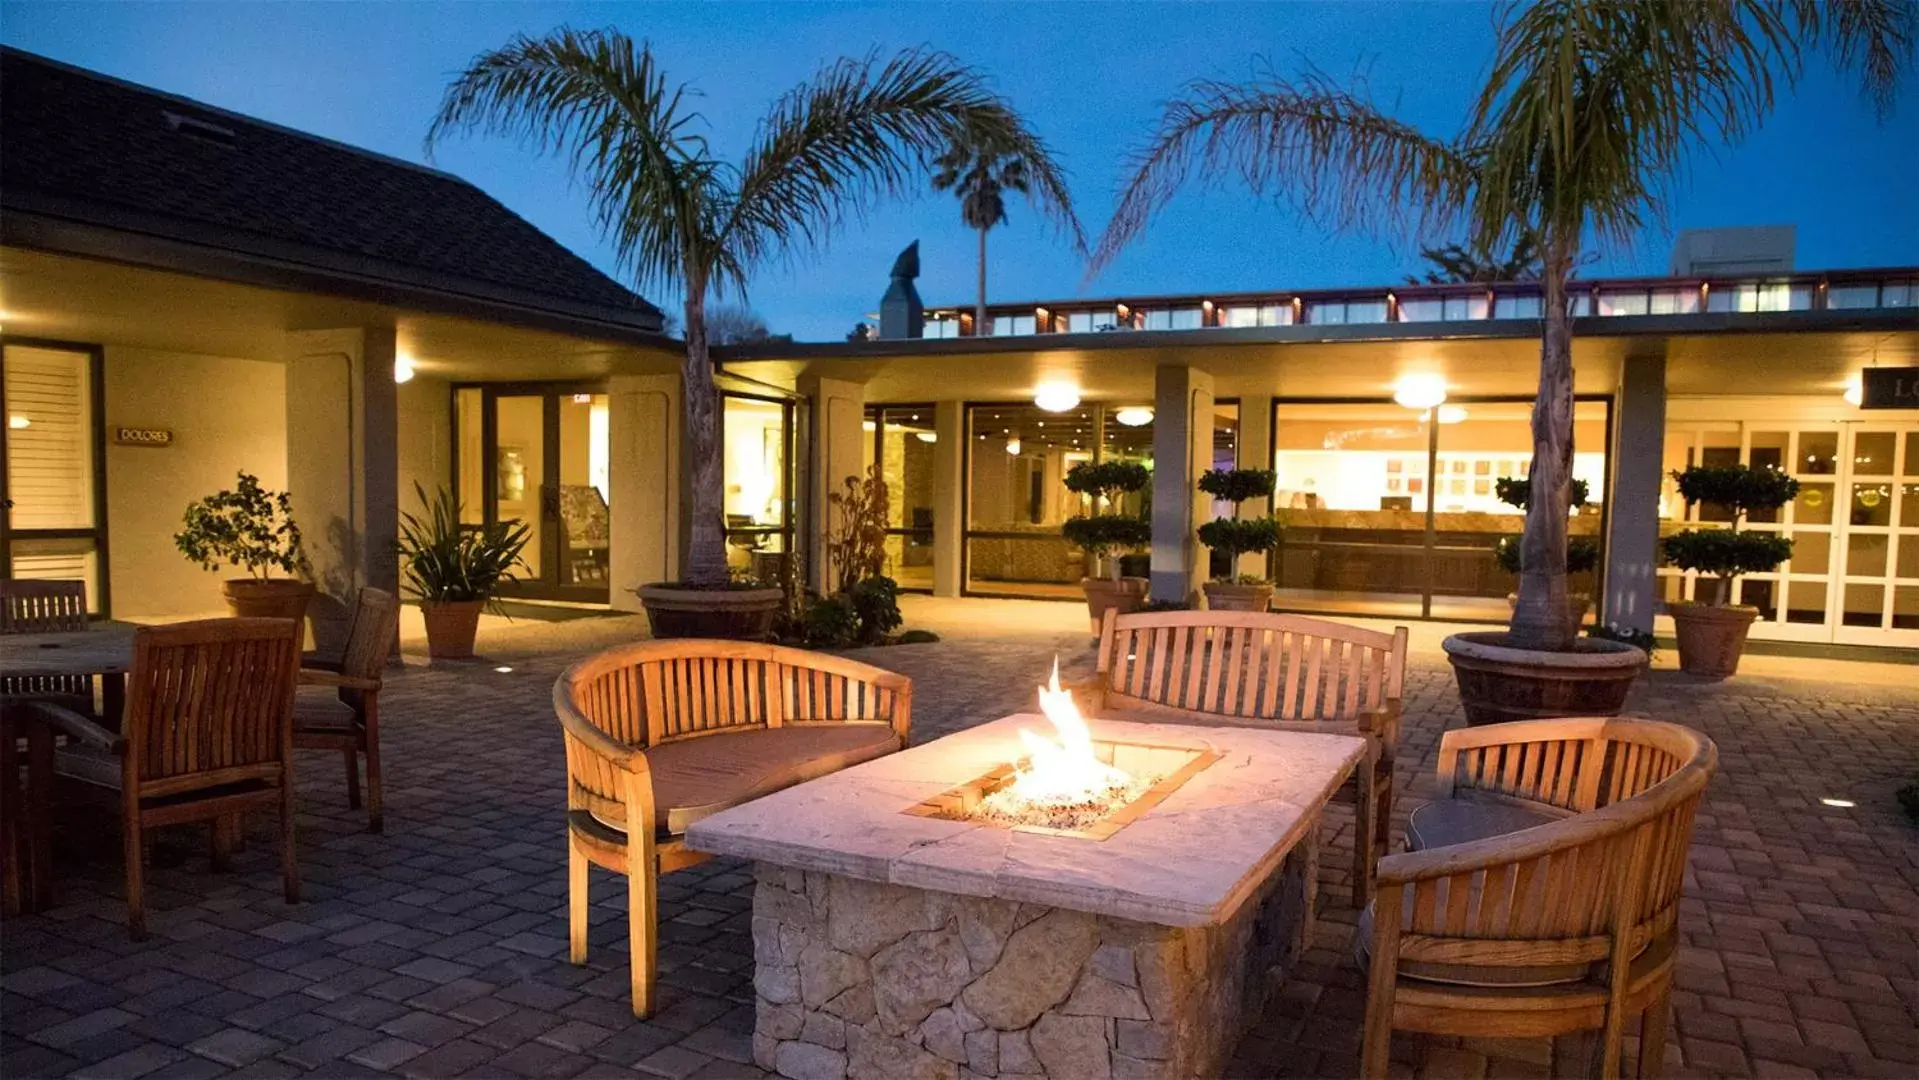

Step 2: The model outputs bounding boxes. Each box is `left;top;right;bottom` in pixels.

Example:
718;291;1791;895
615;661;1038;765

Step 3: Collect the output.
1830;424;1919;646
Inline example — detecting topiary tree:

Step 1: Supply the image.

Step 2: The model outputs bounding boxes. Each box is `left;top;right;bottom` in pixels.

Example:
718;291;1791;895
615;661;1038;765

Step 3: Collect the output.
1663;465;1799;605
1197;468;1278;583
1062;461;1152;579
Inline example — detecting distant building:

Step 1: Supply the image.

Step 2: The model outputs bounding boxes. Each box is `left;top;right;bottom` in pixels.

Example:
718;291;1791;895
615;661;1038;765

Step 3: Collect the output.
1669;225;1796;276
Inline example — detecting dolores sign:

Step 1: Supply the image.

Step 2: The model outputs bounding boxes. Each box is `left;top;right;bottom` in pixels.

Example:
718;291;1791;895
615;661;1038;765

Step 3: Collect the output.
1861;367;1919;410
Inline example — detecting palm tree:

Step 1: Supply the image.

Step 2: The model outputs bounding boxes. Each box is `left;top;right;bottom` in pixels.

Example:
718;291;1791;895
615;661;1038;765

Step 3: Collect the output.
1409;230;1542;284
932;136;1083;327
429;28;1071;587
1091;1;1910;652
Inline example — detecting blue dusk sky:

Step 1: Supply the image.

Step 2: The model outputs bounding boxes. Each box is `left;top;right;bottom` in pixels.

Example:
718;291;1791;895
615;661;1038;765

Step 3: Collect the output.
4;1;1914;341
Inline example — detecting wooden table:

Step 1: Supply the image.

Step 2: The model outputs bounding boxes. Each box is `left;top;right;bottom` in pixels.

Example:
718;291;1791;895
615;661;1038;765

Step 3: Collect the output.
1;624;136;914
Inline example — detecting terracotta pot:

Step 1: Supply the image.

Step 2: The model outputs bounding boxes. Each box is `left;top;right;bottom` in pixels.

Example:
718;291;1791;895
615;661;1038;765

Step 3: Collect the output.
1443;631;1646;727
1668;601;1759;680
420;599;485;660
222;578;315;626
1203;581;1274;612
637;583;783;640
1505;592;1594;628
1082;576;1149;634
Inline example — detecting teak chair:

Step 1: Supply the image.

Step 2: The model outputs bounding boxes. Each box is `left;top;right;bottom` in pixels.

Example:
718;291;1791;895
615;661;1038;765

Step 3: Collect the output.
1;580;94;717
1360;718;1718;1079
1085;607;1409;904
36;617;305;938
554;640;913;1017
294;587;398;832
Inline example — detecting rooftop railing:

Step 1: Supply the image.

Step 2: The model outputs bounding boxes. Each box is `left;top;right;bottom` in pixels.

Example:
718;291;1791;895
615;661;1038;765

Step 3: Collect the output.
921;270;1918;338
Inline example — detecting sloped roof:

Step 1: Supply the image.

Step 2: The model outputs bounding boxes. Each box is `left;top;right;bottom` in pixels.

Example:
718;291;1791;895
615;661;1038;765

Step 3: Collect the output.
0;47;661;330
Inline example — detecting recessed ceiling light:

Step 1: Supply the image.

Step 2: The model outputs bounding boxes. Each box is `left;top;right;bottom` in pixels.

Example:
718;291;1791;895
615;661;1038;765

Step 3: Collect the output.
1006;437;1021;455
1114;407;1154;427
1820;797;1855;808
1034;383;1081;412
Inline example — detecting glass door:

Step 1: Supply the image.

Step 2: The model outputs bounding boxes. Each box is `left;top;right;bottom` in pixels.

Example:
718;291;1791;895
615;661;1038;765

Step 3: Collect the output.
2;340;107;614
722;393;797;586
1834;425;1919;646
455;384;610;603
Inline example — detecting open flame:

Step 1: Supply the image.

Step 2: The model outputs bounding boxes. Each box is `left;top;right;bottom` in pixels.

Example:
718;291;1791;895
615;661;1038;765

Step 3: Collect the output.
975;659;1149;830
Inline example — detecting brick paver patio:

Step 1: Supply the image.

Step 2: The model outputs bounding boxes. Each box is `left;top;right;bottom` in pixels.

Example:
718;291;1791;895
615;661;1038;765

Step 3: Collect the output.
4;600;1916;1079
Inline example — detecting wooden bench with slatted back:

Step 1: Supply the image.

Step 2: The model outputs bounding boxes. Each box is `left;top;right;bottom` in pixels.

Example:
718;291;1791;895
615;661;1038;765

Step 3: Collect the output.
1086;607;1409;903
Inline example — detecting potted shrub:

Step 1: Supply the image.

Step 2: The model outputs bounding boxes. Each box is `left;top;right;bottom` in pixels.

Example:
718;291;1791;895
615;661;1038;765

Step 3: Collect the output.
396;484;531;659
1492;476;1597;626
430;29;1074;637
1087;4;1901;725
1061;461;1153;631
1197;468;1278;610
175;471;314;625
1662;464;1798;678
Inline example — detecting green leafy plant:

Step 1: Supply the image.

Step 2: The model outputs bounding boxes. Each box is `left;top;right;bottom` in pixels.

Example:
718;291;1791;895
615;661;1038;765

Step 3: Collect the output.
1197;468;1279;572
175;471;309;580
800;593;861;648
1665;464;1800;605
849;575;904;645
897;628;941;645
1063;461;1151;496
396;483;532;604
1496;476;1591;511
1063;460;1152;577
1494;535;1600;576
1061;515;1153;554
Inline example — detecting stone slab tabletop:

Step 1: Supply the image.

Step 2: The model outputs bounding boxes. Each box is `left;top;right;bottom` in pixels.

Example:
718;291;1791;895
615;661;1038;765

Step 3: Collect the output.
686;715;1365;928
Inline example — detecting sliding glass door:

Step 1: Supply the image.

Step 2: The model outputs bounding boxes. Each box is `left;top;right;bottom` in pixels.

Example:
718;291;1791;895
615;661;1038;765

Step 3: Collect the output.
454;383;611;602
1;339;108;614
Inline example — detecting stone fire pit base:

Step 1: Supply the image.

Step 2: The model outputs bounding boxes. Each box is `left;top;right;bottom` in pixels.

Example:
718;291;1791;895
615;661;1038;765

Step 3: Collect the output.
750;830;1318;1080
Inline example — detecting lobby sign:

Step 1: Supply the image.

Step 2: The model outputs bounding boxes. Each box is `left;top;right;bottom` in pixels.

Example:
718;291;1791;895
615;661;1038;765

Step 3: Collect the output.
1860;367;1919;410
113;426;174;447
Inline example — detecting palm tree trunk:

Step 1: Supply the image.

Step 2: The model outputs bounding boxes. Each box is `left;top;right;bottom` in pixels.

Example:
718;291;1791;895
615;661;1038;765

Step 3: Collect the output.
681;283;730;587
975;226;988;330
1509;241;1577;651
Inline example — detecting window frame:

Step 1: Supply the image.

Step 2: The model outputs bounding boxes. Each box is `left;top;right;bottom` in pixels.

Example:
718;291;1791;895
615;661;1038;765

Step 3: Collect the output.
0;335;112;616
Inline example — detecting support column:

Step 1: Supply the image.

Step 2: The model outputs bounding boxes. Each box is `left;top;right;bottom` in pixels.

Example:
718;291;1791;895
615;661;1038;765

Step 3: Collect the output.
799;375;866;590
1603;355;1668;633
1151;365;1215;604
932;401;964;597
284;327;398;654
1235;394;1275;579
609;373;682;611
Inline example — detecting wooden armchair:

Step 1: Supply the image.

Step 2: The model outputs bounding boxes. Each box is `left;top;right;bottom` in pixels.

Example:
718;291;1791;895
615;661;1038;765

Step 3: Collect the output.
1360;718;1717;1079
1;580;93;716
295;587;398;832
40;617;305;938
554;640;913;1017
1085;608;1408;904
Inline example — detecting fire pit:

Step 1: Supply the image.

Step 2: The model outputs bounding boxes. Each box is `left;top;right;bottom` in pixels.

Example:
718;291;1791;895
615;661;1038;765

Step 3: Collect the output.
686;674;1365;1080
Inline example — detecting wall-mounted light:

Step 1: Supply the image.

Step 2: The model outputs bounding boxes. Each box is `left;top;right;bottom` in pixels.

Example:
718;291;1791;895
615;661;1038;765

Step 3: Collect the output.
1393;373;1447;410
1842;376;1863;407
915;431;937;444
394;356;416;384
7;415;29;430
1006;436;1022;455
1114;406;1154;427
1034;383;1081;412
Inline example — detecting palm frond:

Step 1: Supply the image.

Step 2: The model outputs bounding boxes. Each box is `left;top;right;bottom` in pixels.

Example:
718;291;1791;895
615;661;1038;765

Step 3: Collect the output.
1089;68;1476;280
1791;0;1917;117
720;48;1081;288
425;27;709;294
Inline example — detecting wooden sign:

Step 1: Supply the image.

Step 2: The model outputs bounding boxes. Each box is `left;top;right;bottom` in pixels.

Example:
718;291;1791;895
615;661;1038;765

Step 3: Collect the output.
1861;367;1919;410
113;426;174;447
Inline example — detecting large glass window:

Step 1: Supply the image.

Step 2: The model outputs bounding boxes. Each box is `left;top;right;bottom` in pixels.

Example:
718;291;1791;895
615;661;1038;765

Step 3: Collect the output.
965;402;1154;598
723;394;796;583
991;314;1036;337
864;406;938;592
3;342;105;613
1066;309;1119;333
1271;398;1610;622
1220;303;1293;328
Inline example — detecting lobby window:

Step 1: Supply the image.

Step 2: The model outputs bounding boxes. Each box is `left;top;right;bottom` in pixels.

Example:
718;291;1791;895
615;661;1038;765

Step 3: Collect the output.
991;314;1037;337
1220;303;1292;328
722;394;795;581
865;406;938;592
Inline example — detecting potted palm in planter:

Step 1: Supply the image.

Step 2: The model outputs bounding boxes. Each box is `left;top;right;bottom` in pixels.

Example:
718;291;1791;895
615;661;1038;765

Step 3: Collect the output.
430;29;1075;637
1663;464;1798;678
175;471;314;625
1088;0;1901;725
1061;461;1153;631
1492;476;1598;627
396;484;531;659
1197;468;1278;610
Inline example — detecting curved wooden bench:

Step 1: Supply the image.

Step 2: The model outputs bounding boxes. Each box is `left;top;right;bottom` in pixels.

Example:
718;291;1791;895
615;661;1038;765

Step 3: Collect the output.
1083;607;1408;904
1360;718;1718;1079
553;639;913;1017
